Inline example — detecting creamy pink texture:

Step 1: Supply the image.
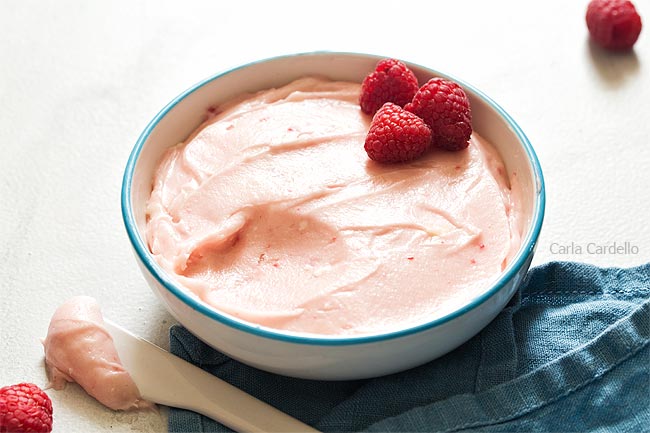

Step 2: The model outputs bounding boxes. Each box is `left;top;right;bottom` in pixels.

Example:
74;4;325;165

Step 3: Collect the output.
43;296;151;411
146;77;522;336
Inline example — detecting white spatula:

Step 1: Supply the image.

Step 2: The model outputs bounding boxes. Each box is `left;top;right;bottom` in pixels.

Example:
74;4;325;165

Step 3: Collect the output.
104;320;320;433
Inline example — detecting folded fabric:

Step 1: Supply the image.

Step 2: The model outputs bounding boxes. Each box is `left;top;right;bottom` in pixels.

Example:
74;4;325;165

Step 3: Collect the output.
168;261;650;432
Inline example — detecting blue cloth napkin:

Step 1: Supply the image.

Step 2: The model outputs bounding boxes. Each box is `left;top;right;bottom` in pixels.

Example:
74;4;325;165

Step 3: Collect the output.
168;261;650;432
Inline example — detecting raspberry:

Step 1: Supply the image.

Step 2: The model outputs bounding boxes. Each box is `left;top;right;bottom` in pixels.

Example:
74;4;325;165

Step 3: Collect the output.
0;383;53;433
405;78;472;151
359;58;419;115
586;0;642;50
364;102;432;163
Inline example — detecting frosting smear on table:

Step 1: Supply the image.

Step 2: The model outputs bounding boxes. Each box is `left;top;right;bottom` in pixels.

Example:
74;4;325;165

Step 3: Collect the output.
146;77;522;336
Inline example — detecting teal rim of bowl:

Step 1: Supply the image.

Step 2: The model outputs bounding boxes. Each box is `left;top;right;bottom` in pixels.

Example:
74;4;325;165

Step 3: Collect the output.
121;51;546;346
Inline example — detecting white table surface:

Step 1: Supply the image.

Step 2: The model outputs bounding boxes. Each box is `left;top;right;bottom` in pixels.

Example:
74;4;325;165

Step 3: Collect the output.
1;0;648;432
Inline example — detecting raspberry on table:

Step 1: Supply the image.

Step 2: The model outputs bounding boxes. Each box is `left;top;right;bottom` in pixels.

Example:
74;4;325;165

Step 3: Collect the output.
359;58;420;115
364;102;433;163
586;0;643;50
0;383;53;433
405;77;472;151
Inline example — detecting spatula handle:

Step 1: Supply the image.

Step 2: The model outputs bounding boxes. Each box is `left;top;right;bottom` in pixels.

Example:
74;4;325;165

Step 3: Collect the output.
105;320;320;433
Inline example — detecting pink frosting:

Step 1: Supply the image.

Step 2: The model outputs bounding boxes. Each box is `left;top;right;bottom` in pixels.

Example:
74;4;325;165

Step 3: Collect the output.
43;296;152;410
146;77;522;336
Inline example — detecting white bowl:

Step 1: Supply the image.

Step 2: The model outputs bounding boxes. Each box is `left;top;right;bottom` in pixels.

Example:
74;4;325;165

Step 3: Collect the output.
122;52;545;380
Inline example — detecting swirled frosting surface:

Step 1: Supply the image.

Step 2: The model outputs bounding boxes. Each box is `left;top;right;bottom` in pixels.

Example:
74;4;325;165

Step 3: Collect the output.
146;77;521;335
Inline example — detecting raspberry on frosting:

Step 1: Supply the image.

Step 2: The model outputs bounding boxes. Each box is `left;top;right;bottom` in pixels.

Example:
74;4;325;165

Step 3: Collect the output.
359;58;419;115
586;0;643;50
405;77;472;151
364;102;433;163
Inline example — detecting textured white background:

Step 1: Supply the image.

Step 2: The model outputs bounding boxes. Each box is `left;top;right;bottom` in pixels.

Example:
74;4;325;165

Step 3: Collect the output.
1;1;648;432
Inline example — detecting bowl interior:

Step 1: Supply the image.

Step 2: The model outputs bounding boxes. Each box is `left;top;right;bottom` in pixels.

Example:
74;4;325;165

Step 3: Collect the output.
125;52;544;340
